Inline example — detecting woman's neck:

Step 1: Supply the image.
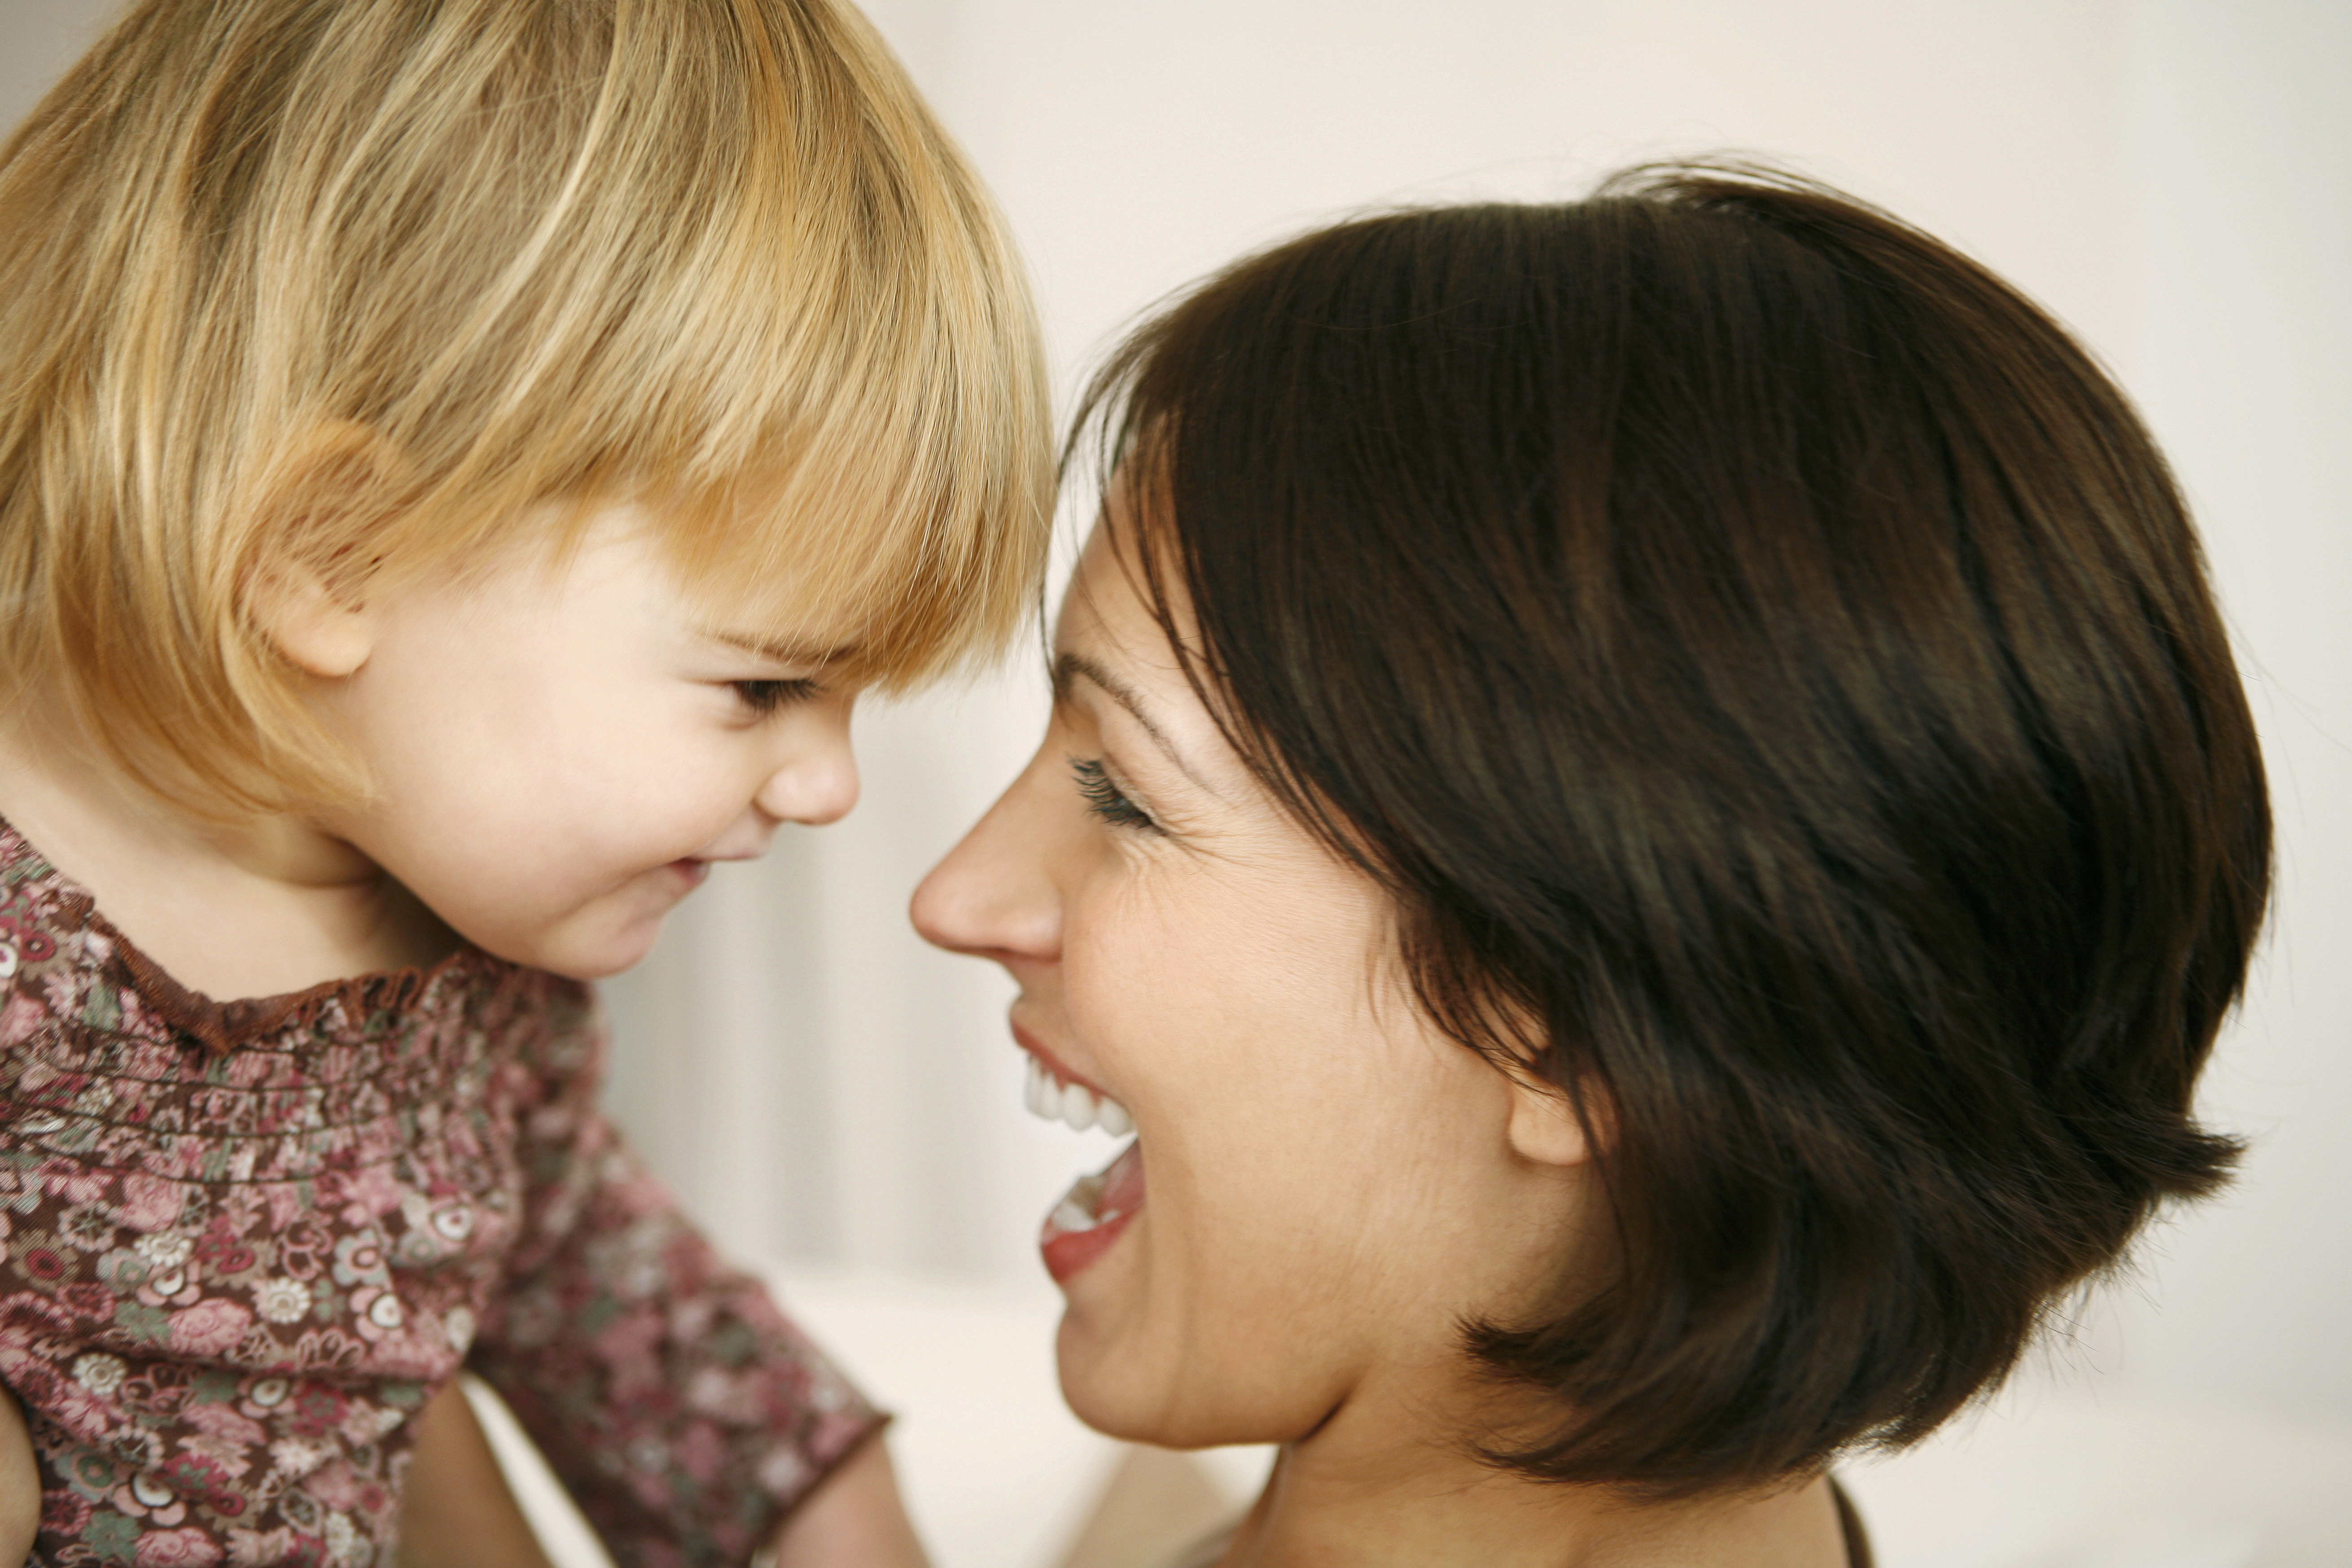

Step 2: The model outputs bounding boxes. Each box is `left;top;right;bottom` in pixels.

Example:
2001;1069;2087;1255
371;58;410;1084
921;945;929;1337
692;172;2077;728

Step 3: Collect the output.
0;712;458;1000
1219;1369;1848;1568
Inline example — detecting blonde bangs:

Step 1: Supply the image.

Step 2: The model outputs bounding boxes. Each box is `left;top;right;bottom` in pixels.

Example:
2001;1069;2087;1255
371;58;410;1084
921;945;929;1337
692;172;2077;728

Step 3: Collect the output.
0;0;1048;818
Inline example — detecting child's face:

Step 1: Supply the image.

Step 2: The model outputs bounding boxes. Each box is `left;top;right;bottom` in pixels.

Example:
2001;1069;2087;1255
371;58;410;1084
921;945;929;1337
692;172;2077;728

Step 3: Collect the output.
310;508;862;979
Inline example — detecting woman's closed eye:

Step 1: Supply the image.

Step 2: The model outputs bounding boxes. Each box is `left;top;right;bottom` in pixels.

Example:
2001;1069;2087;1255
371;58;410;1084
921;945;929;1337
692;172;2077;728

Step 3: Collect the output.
1069;757;1160;833
731;678;822;716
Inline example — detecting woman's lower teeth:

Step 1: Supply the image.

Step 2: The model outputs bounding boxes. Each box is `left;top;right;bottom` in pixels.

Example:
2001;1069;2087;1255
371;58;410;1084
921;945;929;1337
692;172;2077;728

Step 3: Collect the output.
1051;1175;1109;1233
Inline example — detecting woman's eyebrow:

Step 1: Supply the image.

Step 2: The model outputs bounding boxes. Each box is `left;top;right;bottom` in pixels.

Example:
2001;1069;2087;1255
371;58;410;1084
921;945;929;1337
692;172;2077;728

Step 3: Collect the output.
1053;651;1212;791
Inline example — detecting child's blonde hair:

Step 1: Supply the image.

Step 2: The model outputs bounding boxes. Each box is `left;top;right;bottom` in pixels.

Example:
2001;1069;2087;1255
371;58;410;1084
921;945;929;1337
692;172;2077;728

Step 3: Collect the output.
0;0;1049;819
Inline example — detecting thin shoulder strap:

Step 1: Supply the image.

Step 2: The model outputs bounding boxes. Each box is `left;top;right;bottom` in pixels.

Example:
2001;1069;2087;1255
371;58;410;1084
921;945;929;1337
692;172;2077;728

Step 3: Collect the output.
1830;1479;1875;1568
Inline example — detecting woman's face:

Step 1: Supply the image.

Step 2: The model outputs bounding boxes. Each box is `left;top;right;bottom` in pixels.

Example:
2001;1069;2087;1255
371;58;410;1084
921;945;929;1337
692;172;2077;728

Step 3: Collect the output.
914;520;1589;1449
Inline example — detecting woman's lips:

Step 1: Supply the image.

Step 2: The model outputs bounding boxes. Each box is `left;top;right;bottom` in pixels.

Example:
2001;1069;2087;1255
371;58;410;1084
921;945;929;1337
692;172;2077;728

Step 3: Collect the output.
1015;1020;1144;1283
667;858;711;890
1041;1139;1146;1284
1012;1022;1110;1099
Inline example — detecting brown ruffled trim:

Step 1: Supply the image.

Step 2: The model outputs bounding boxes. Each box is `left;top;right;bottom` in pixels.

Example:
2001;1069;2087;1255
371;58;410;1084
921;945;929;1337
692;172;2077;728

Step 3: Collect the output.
7;819;492;1056
110;929;481;1056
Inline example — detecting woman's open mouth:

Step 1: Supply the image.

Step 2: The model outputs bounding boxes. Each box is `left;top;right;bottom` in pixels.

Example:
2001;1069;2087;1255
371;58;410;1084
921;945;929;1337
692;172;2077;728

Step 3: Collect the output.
1023;1049;1145;1284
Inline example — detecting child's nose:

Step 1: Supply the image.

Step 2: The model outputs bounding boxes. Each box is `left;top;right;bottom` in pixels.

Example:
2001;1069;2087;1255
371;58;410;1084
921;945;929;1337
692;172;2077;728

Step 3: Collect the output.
756;706;860;825
757;748;859;825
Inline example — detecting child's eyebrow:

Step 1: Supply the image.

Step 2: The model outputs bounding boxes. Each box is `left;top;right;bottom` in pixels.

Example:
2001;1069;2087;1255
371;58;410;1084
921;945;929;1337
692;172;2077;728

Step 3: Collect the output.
703;627;863;667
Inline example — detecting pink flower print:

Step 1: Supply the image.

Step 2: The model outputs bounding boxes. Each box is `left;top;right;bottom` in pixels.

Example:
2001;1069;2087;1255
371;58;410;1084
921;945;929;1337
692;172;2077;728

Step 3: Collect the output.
168;1297;253;1358
44;1380;118;1441
136;1527;224;1565
285;1385;347;1439
61;1281;115;1320
35;1158;104;1205
300;1458;365;1512
329;1165;403;1227
21;1246;65;1281
120;1174;186;1233
276;1217;331;1282
193;1226;258;1278
257;1183;307;1232
0;991;44;1046
267;1436;329;1480
39;1489;92;1536
182;1402;267;1449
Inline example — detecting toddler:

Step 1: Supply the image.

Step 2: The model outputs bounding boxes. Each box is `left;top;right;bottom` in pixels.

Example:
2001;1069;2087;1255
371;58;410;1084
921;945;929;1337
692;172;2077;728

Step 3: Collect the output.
0;0;1048;1563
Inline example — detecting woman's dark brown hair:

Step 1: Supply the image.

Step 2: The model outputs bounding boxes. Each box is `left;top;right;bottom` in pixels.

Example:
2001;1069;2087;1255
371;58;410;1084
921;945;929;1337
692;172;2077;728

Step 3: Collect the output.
1075;164;2270;1496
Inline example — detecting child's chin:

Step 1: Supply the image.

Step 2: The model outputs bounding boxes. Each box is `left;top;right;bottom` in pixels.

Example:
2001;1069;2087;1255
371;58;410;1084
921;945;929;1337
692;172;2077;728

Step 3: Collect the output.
494;909;667;982
562;929;664;980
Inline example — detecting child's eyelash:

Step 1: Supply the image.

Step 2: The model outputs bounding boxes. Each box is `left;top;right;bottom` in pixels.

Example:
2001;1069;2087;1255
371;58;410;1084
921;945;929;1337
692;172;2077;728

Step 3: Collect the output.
731;679;821;716
1069;757;1159;832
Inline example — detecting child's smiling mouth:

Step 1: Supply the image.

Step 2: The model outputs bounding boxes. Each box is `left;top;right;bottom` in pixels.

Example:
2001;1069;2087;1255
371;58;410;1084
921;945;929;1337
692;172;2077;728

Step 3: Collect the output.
1017;1033;1144;1284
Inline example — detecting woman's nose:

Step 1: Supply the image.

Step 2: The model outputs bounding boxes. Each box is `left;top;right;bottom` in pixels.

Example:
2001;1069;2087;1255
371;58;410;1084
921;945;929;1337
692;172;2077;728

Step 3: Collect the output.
911;764;1061;964
756;698;860;825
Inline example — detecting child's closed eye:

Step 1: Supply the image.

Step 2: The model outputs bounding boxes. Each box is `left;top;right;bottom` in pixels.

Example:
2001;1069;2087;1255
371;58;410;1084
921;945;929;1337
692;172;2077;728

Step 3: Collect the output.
731;679;822;716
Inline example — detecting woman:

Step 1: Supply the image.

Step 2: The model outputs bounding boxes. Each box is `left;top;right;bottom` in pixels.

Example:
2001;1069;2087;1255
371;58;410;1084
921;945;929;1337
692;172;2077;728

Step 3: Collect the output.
913;165;2269;1567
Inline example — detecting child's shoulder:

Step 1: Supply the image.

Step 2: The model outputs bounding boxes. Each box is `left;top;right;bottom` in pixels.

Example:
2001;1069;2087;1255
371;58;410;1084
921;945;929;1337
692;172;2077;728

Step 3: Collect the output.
0;819;105;1031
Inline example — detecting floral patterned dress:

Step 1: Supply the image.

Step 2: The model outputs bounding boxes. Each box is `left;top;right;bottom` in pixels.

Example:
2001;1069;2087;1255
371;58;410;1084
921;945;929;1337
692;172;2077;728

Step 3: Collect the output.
0;822;881;1568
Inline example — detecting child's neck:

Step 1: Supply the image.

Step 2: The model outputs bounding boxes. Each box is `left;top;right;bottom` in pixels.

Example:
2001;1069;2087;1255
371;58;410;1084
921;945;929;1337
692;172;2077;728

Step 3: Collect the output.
0;714;460;1002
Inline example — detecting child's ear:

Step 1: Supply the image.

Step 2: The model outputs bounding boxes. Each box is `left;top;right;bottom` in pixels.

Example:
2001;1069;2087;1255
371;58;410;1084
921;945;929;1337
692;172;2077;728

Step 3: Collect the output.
243;421;404;679
1506;1069;1598;1169
248;561;377;679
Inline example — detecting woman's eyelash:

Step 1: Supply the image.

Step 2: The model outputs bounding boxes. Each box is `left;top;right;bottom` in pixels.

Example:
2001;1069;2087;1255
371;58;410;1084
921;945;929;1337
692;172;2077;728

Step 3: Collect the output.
731;678;821;716
1069;757;1159;832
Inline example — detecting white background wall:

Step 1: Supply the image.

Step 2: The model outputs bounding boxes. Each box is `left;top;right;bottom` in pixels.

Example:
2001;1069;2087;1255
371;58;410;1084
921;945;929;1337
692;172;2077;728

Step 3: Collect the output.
4;0;2346;1539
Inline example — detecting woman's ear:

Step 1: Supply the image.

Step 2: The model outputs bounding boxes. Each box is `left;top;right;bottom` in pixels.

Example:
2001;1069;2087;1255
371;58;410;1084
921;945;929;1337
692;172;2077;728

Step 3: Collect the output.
1505;1072;1594;1169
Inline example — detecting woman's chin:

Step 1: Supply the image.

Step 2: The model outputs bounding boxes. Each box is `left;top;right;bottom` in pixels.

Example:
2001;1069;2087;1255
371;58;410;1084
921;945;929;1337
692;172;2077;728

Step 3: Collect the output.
1054;1289;1319;1452
1051;1240;1187;1443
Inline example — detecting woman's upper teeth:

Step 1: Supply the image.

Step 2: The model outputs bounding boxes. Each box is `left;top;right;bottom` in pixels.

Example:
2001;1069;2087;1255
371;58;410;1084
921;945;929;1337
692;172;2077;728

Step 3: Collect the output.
1025;1052;1134;1137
